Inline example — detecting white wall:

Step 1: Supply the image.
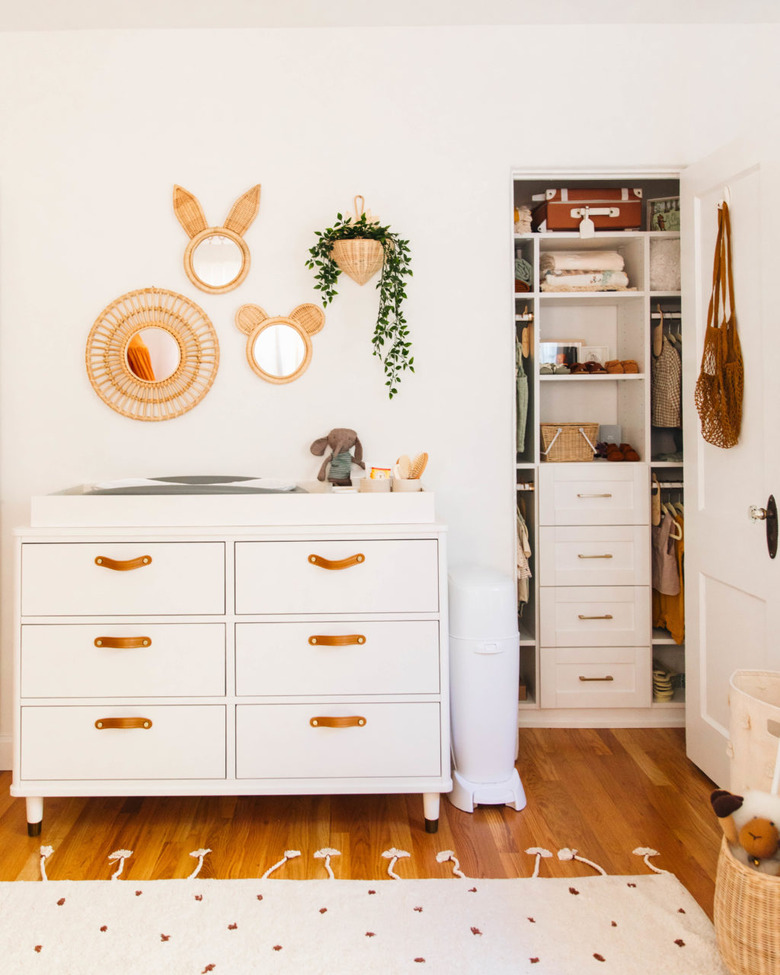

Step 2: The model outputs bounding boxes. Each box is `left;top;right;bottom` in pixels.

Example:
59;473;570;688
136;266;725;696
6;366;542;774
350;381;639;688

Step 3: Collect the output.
0;23;777;759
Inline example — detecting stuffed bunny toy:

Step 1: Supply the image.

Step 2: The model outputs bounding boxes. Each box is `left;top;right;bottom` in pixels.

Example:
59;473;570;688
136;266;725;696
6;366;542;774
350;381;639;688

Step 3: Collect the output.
310;428;365;486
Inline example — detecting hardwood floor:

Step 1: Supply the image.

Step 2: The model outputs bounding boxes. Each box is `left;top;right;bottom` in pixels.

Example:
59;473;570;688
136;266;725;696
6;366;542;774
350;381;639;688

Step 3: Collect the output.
0;727;722;917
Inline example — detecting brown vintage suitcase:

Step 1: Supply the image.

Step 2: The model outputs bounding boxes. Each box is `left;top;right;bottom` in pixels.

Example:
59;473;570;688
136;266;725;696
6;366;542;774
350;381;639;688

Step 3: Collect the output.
532;188;643;232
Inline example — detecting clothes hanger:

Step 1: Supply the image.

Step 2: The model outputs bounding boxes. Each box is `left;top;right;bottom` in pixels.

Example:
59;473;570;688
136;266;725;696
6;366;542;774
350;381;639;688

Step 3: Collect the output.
653;304;664;356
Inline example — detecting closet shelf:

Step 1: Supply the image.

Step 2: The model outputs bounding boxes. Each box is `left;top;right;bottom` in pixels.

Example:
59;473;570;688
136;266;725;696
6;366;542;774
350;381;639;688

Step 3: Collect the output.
539;373;645;382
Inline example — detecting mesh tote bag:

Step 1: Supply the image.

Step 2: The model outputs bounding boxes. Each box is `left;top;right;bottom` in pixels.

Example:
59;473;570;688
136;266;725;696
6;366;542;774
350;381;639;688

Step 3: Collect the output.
694;201;744;449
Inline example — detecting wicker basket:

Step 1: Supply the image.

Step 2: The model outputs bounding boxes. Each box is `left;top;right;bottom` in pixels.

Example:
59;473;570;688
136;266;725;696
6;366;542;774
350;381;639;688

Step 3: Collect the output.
330;239;384;285
540;422;598;462
714;836;780;975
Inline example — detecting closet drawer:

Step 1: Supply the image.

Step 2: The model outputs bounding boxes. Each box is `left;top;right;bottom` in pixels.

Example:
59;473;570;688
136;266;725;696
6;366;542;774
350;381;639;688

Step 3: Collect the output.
235;621;440;696
539;587;650;647
21;542;225;617
20;705;226;781
539;527;650;587
234;540;439;615
236;702;441;779
21;623;226;698
540;647;652;709
539;464;649;526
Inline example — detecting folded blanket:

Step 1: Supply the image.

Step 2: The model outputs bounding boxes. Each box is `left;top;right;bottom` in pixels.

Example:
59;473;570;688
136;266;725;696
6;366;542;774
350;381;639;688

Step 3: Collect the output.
541;269;631;291
540;250;625;273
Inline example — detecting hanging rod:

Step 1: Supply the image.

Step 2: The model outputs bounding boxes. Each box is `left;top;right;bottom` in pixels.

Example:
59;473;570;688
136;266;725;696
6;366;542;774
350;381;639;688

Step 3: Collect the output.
657;481;683;488
651;312;681;319
516;483;535;491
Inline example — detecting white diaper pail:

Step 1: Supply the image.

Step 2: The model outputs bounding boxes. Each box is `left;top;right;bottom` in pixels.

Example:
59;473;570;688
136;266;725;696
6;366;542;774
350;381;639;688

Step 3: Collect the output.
447;565;526;812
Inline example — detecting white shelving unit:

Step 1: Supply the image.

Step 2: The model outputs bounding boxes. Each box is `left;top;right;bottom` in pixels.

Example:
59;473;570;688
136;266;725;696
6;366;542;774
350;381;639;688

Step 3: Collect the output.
512;172;685;727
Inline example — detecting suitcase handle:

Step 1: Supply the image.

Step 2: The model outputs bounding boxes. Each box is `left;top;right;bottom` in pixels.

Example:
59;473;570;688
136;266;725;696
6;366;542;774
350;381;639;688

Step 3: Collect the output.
570;207;620;219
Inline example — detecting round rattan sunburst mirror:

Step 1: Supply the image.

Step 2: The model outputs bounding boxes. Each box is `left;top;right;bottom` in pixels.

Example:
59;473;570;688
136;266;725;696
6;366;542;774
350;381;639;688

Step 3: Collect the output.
85;287;219;421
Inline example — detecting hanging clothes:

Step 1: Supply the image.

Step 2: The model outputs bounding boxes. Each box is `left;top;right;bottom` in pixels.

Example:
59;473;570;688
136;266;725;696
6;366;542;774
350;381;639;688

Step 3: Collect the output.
516;506;532;610
651;334;682;428
653;513;685;645
651;509;680;596
516;334;529;453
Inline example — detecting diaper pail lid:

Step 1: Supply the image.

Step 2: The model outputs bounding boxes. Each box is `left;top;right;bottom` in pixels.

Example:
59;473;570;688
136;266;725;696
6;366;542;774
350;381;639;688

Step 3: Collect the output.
448;564;518;641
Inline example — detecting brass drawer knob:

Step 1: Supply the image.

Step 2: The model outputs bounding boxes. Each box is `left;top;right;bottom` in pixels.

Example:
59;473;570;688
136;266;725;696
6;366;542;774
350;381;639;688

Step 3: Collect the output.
308;634;366;646
95;717;152;730
578;676;614;683
308;553;365;570
309;716;366;728
577;614;614;621
94;636;152;648
94;555;152;571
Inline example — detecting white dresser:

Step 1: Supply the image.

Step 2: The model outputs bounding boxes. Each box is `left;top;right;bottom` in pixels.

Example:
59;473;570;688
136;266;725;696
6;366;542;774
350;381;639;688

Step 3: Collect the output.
12;489;450;834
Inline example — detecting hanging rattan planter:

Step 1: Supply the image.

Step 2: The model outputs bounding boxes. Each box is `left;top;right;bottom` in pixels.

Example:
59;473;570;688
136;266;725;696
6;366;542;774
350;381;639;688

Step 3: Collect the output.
330;238;385;285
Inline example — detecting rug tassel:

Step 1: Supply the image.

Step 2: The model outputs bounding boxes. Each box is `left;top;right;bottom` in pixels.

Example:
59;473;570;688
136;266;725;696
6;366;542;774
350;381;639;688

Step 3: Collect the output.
633;847;671;874
187;848;212;879
525;847;552;878
314;848;341;879
557;848;607;876
436;849;466;878
108;849;133;880
39;846;54;882
382;848;410;880
261;850;301;879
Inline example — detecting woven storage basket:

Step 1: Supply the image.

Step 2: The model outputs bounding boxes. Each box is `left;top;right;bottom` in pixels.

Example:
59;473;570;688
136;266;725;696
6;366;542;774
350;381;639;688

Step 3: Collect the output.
714;836;780;975
330;239;384;285
540;422;598;462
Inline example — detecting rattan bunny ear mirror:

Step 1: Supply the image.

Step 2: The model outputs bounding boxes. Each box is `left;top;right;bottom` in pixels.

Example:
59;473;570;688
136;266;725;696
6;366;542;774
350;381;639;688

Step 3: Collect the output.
86;287;219;421
173;184;261;294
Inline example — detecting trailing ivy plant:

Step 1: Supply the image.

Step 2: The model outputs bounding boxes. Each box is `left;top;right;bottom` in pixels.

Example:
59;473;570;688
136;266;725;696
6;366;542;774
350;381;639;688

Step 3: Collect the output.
306;211;413;399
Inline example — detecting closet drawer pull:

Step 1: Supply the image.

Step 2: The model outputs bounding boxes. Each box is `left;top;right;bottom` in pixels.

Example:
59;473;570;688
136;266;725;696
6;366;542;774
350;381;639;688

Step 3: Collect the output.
576;493;613;499
308;634;366;646
94;555;152;571
94;636;152;649
577;554;614;560
577;614;614;621
309;715;367;728
308;553;365;570
578;675;614;683
94;717;153;730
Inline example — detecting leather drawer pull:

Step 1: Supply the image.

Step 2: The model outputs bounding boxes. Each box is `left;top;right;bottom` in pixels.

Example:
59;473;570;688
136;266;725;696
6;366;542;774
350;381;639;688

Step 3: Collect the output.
94;636;151;648
309;716;366;728
576;493;613;499
308;634;366;646
94;555;152;571
577;614;614;621
577;554;614;560
578;676;614;683
95;717;153;730
308;553;365;570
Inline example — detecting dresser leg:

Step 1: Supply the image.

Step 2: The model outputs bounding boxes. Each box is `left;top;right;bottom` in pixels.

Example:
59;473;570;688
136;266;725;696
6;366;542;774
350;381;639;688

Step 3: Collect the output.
26;797;43;836
423;792;440;833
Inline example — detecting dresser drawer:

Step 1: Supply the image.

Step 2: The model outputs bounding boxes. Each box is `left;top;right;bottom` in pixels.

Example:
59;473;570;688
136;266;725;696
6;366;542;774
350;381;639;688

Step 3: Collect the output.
235;703;441;778
234;540;439;615
539;587;650;647
540;647;652;709
539;464;649;526
235;621;440;696
21;543;225;617
539;527;649;587
21;624;226;698
20;705;226;780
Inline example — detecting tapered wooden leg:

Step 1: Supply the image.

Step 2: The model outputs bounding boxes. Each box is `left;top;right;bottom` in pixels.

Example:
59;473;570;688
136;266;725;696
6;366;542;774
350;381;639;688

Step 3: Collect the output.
423;792;439;833
26;797;43;836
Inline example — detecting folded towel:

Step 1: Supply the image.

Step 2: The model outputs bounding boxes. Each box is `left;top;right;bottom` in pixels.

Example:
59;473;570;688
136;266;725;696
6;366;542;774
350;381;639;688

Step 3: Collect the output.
540;251;625;274
541;269;631;291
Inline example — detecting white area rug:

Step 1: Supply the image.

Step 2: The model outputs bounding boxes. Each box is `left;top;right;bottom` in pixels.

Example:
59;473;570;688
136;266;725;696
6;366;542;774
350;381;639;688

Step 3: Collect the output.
0;847;728;974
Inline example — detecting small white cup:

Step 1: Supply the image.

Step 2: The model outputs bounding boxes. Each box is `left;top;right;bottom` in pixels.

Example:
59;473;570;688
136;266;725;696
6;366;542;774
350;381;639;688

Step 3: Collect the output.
359;477;391;493
391;478;422;492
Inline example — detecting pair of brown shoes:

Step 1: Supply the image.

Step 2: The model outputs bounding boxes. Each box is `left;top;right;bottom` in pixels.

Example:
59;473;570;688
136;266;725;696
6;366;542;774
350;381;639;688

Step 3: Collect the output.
607;442;640;462
571;362;606;374
605;359;639;374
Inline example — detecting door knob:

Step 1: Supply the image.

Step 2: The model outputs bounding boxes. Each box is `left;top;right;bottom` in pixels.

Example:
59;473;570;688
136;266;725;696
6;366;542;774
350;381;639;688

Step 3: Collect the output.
750;496;778;559
749;505;768;521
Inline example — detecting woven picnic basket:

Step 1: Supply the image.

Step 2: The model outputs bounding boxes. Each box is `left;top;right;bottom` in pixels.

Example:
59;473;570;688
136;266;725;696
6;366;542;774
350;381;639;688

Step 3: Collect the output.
540;422;598;462
714;836;780;975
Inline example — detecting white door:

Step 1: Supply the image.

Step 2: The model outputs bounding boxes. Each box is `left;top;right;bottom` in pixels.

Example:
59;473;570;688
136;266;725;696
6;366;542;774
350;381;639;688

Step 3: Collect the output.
682;134;780;786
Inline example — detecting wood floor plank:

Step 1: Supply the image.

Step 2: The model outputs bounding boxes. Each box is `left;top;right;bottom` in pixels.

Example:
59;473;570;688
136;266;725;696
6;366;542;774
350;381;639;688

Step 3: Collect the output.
0;727;723;917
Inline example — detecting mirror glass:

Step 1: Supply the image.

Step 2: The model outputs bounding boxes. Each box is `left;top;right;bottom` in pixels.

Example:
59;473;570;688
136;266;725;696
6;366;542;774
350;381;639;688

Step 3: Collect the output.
252;324;306;379
126;327;181;382
191;233;244;289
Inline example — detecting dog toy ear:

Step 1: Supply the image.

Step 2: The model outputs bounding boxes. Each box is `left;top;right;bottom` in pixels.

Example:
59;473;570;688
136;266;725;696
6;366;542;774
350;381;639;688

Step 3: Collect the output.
224;185;261;236
711;789;744;819
310;437;329;457
235;304;268;335
290;303;325;336
173;185;209;238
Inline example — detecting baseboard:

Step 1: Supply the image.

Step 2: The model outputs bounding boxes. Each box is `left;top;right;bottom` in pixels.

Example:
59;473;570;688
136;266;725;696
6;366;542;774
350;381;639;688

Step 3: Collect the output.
0;735;12;772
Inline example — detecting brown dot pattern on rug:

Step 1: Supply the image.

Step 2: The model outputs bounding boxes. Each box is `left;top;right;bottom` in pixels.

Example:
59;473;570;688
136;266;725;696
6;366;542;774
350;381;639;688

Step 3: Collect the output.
530;958;539;964
414;958;425;963
678;908;685;913
468;887;477;893
273;945;282;951
470;927;482;936
57;898;65;906
34;946;42;953
319;908;327;914
100;925;107;932
195;894;203;901
568;887;579;895
611;921;617;927
627;883;636;888
135;890;142;897
414;906;423;912
528;917;535;923
160;934;170;942
202;965;215;973
228;923;237;930
256;894;263;901
365;932;375;938
368;889;376;895
675;939;686;947
594;954;606;962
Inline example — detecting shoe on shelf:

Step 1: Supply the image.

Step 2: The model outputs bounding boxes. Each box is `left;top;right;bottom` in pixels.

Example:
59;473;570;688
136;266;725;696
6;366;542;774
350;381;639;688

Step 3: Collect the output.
570;362;588;374
619;442;640;461
585;361;606;373
605;360;624;374
621;360;640;374
606;444;625;461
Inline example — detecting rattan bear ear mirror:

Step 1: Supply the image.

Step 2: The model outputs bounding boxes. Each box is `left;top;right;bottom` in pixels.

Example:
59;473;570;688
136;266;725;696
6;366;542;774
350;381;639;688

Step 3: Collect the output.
235;303;325;384
85;287;219;421
173;184;261;294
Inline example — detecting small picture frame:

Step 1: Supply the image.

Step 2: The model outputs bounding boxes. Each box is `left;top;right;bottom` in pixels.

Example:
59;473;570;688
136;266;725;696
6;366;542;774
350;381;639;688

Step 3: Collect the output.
647;196;680;232
539;341;582;367
580;345;609;365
